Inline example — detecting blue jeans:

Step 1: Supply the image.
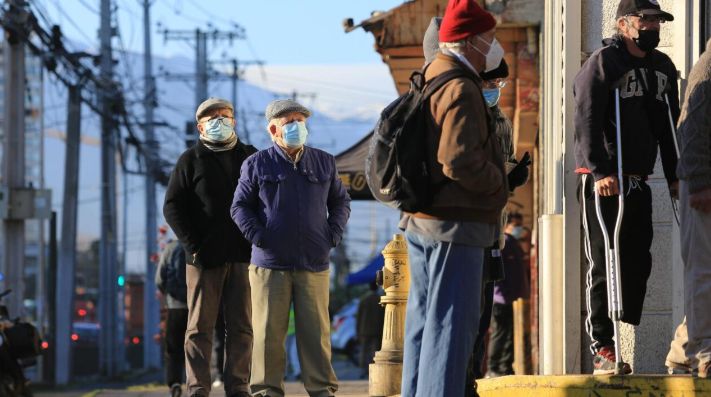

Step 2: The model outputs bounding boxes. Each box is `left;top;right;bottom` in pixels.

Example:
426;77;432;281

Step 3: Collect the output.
401;231;484;397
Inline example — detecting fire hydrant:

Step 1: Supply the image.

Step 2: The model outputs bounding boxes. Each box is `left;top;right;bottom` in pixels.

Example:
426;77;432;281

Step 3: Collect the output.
369;234;410;397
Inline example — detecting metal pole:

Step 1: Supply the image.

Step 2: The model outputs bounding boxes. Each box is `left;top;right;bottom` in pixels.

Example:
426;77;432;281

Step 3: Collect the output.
195;29;208;109
55;85;82;385
46;211;57;383
2;0;27;317
99;0;119;376
231;59;238;112
142;0;160;369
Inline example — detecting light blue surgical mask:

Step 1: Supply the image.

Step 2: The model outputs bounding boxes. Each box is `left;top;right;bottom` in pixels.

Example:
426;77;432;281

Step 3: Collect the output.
203;116;235;142
282;121;308;148
510;226;523;239
483;88;501;108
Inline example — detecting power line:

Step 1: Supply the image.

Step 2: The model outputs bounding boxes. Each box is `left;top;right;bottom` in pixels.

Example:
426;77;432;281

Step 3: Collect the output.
46;0;95;44
77;0;99;15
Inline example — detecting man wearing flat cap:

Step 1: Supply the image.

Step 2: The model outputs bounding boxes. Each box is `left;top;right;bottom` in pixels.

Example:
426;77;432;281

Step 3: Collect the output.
231;99;351;397
398;1;508;396
164;97;256;397
573;0;678;374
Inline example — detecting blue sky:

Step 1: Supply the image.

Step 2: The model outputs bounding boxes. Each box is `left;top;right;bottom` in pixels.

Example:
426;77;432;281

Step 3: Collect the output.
34;0;405;271
32;0;404;65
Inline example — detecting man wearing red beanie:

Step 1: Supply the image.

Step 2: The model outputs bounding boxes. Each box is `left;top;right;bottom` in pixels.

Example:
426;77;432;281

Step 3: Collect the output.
398;1;507;396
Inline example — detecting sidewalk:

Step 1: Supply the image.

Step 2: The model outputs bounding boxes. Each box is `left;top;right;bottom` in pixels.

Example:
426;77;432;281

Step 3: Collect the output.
35;381;369;397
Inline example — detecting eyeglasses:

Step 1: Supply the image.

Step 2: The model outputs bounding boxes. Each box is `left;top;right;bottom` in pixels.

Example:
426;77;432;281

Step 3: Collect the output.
202;116;235;127
483;79;507;89
627;14;666;23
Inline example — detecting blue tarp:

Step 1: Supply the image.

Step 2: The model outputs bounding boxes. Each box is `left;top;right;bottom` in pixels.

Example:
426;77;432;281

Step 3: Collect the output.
345;254;384;286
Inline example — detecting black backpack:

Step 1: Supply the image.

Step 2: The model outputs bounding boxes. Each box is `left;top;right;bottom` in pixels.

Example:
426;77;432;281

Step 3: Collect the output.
161;241;187;303
366;68;474;212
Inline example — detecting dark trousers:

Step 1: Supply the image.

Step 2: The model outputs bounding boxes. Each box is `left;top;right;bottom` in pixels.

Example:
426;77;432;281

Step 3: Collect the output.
464;281;494;397
359;336;382;374
212;307;225;381
580;175;653;353
487;303;514;374
165;308;189;386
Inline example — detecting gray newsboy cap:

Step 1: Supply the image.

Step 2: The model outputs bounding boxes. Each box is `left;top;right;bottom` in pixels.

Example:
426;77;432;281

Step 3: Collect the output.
195;97;233;121
264;99;312;121
423;17;442;65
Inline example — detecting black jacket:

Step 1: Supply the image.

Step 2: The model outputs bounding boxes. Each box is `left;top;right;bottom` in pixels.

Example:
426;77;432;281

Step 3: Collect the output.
163;140;257;268
573;35;680;183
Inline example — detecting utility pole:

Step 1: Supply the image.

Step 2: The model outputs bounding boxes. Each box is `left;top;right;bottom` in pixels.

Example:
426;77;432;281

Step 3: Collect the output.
210;58;263;144
1;0;27;317
142;0;160;369
55;85;82;385
158;26;245;146
98;0;120;376
159;27;244;110
195;29;207;110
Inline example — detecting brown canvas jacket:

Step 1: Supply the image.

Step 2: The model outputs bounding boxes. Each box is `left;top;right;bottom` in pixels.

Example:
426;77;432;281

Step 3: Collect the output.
411;53;508;224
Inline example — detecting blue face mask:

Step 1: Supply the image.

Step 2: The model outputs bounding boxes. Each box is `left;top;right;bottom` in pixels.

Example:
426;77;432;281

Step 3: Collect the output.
203;117;235;142
282;121;308;148
510;226;523;239
483;88;501;108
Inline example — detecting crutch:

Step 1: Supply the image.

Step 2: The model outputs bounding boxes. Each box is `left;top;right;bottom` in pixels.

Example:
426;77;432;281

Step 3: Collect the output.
593;87;627;375
664;93;681;226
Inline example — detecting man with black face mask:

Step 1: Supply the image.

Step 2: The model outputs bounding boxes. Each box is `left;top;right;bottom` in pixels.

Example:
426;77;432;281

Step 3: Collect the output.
573;0;679;375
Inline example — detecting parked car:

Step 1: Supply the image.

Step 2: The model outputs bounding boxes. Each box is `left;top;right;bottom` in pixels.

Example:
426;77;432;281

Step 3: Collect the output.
331;298;359;365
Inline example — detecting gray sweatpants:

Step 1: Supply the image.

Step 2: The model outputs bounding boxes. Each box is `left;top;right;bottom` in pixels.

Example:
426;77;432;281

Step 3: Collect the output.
668;182;711;368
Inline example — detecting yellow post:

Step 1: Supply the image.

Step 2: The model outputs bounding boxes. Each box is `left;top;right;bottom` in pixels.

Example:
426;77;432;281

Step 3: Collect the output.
513;298;531;375
369;234;410;397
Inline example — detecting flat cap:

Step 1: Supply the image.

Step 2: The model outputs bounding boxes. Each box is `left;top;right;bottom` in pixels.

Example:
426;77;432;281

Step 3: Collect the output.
265;99;312;121
195;97;233;121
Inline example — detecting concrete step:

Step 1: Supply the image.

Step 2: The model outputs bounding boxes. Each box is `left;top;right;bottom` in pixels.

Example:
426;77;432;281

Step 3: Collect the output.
477;375;711;397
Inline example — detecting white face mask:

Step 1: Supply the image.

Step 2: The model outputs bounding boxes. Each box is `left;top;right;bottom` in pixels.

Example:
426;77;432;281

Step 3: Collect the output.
469;36;505;72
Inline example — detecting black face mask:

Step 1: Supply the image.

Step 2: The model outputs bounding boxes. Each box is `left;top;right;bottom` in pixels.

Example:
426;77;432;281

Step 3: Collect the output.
634;29;660;52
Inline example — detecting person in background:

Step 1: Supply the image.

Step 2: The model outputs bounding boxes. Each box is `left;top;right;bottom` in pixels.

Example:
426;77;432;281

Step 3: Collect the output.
156;238;188;397
211;308;225;389
486;213;530;377
285;304;301;381
356;280;385;379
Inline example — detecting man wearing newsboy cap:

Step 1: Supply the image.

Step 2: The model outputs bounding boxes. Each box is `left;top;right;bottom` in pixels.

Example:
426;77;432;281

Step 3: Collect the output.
164;97;257;397
231;99;351;397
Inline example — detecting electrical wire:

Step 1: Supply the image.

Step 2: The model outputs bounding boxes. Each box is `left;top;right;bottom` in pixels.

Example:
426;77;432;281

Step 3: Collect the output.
46;0;95;44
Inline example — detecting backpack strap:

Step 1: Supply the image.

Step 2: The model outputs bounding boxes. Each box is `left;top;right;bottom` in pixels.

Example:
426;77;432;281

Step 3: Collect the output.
422;69;476;100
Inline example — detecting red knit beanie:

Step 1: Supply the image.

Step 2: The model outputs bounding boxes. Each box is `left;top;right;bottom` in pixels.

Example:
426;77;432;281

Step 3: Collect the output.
439;0;496;42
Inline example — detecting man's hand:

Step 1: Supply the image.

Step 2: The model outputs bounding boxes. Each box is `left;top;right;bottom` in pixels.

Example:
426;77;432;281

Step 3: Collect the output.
669;181;679;200
595;176;619;196
690;187;711;213
507;152;531;190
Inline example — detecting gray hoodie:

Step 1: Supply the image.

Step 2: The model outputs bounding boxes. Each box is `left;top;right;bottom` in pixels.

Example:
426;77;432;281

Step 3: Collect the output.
676;38;711;193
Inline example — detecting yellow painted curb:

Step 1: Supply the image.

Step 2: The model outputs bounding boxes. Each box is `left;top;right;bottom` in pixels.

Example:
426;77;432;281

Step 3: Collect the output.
477;375;711;397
